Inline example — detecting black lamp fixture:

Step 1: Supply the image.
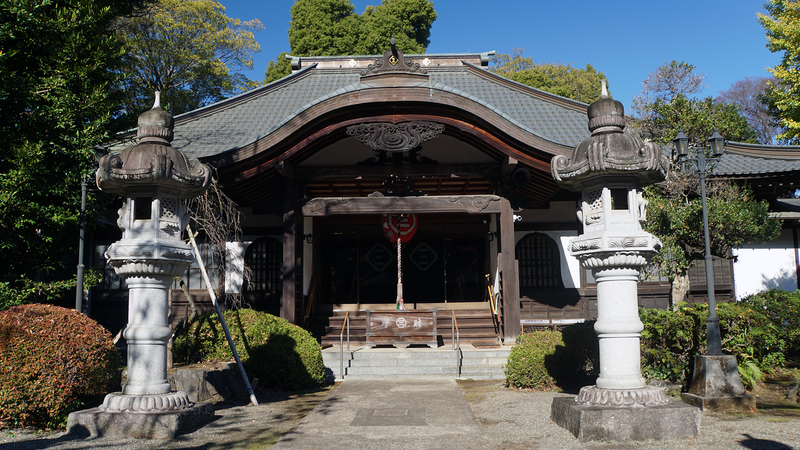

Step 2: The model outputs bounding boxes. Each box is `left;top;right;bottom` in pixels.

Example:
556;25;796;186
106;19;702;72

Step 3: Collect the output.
708;128;725;158
304;234;313;244
673;128;689;159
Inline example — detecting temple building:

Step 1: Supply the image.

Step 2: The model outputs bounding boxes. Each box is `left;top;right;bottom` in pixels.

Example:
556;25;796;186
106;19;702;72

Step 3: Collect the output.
89;45;800;346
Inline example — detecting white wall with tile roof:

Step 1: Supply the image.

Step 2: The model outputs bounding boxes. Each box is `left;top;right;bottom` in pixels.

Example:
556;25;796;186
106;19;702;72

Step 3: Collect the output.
732;229;798;298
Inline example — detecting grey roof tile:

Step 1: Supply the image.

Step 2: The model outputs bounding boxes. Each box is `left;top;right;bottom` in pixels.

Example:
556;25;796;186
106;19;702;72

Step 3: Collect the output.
166;64;593;161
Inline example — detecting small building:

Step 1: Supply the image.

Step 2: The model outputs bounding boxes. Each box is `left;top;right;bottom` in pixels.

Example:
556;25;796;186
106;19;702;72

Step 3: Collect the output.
88;46;800;345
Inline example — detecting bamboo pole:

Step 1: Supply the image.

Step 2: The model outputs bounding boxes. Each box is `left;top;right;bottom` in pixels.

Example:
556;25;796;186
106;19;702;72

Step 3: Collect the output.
187;225;258;406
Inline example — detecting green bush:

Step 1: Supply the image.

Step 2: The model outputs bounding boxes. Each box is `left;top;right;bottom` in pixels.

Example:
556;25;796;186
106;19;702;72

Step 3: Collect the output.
639;294;793;389
0;304;119;429
173;308;325;390
640;308;698;384
740;289;800;356
508;292;796;391
505;330;583;389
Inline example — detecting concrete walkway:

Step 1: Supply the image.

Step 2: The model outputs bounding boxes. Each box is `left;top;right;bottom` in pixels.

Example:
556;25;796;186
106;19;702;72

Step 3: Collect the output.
272;378;492;450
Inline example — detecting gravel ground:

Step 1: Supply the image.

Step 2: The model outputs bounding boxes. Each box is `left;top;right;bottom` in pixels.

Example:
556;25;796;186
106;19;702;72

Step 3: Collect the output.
2;380;799;449
460;380;800;450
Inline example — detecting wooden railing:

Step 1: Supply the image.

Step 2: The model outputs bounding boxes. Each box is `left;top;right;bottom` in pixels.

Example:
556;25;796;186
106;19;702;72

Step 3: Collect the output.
339;311;350;380
452;310;461;377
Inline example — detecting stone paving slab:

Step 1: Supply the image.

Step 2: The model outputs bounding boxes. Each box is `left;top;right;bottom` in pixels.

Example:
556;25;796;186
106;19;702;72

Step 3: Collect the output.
271;378;492;450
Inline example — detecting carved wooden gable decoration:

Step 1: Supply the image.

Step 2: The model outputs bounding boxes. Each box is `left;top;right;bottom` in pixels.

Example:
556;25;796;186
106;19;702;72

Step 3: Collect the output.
346;121;445;153
361;37;428;77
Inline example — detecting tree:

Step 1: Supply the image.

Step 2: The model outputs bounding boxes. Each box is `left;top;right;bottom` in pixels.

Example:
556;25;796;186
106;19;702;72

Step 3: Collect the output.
758;1;800;144
632;61;772;308
717;76;781;145
265;0;436;84
490;48;608;104
0;0;148;308
630;61;757;145
114;0;262;125
636;95;758;146
631;60;705;118
645;173;781;308
359;0;435;55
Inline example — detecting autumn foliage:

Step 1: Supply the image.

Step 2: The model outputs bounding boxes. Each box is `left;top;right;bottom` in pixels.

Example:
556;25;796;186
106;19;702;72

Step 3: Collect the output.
0;304;119;429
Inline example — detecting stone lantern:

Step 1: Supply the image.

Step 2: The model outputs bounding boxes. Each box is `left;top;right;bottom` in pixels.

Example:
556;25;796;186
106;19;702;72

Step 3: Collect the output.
67;93;213;439
549;82;700;441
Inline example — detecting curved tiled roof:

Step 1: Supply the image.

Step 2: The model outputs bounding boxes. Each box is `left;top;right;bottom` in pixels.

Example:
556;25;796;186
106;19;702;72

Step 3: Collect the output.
164;58;592;163
716;142;800;176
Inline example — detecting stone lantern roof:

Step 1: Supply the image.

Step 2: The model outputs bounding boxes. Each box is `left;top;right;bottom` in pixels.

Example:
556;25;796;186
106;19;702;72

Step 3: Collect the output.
96;93;212;197
551;81;669;191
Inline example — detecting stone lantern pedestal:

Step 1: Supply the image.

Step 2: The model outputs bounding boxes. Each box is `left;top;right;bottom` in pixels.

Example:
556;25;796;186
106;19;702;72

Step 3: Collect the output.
67;94;214;439
549;83;700;441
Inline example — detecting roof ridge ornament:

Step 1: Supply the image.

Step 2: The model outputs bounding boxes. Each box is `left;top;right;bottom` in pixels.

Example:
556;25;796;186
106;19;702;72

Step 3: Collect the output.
361;37;427;77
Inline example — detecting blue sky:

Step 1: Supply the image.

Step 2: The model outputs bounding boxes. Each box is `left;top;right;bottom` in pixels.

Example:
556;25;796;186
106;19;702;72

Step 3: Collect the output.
220;0;779;112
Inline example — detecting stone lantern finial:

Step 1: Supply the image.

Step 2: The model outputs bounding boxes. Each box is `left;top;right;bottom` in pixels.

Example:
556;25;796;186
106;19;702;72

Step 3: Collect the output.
96;92;210;198
137;91;174;144
551;81;668;191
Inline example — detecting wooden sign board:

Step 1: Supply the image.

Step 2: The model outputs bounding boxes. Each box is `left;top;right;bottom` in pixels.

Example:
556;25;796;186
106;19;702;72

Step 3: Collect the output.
365;310;438;348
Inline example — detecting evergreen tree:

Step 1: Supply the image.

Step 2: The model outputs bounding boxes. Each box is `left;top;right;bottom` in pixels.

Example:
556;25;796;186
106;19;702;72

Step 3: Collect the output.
490;48;608;104
265;0;436;84
759;0;800;143
0;0;148;308
114;0;263;126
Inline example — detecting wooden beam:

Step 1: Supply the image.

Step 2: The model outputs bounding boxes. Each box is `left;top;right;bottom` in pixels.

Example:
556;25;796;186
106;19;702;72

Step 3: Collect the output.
499;197;520;342
502;156;518;176
295;164;501;181
276;160;294;179
300;195;504;216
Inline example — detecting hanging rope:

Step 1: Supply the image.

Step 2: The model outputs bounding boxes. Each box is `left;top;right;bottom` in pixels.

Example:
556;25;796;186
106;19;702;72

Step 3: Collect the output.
397;239;405;310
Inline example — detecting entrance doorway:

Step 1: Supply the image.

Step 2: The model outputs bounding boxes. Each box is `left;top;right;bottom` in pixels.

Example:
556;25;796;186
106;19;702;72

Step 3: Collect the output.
315;214;489;309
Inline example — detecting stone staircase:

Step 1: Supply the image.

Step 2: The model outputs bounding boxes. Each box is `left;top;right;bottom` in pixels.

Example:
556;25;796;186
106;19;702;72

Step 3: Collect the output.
321;345;510;381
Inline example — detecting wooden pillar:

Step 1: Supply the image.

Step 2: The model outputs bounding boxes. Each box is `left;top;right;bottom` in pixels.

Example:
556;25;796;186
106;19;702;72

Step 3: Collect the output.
281;196;297;324
499;197;520;342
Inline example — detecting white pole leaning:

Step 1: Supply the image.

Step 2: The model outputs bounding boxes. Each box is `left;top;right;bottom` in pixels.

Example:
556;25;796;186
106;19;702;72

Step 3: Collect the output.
187;225;259;406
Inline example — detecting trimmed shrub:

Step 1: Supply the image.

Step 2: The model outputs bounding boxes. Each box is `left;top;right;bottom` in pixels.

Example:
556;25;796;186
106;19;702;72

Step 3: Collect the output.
0;304;119;429
505;330;575;389
173;308;325;390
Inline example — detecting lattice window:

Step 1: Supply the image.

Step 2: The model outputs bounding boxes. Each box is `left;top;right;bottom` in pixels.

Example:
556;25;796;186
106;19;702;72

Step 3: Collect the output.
160;197;177;220
245;237;282;293
586;189;603;212
516;233;564;289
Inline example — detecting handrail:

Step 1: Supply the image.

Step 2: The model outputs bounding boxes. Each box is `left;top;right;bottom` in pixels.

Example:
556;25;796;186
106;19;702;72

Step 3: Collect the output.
486;273;504;346
485;274;497;315
452;310;461;378
339;311;350;380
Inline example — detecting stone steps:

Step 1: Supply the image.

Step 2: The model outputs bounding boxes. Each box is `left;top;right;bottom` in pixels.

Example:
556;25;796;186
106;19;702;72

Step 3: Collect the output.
322;345;510;381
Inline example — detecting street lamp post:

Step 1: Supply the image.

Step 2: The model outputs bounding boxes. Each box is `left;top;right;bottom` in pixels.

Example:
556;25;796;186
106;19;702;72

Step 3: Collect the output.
676;129;755;412
673;129;725;356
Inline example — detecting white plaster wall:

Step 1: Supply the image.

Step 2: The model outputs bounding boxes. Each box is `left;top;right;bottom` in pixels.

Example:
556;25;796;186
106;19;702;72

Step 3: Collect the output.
225;241;248;294
732;228;798;298
514;230;581;289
